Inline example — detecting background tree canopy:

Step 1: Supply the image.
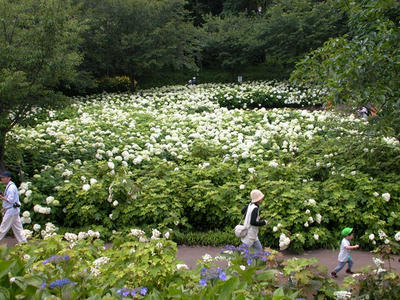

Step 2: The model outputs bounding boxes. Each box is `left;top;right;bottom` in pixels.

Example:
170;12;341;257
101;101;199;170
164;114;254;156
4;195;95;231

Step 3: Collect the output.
0;0;82;170
290;0;400;136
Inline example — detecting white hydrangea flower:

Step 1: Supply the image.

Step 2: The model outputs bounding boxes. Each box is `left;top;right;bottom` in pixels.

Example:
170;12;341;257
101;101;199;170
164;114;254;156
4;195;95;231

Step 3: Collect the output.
240;265;246;271
82;184;91;191
313;234;319;240
268;161;278;168
164;231;170;239
304;222;309;228
33;224;41;232
112;200;119;206
378;229;387;240
315;214;322;224
23;229;33;239
22;211;30;218
373;257;384;267
369;233;375;240
90;178;97;185
333;291;352;299
279;233;290;250
151;229;161;239
305;209;310;214
78;232;88;240
92;257;110;268
373;192;379;197
107;161;115;170
202;253;213;262
248;167;255;173
130;229;145;237
176;264;189;270
382;193;390;202
395;232;400;242
308;199;316;206
273;226;278;232
46;196;54;205
239;184;245;190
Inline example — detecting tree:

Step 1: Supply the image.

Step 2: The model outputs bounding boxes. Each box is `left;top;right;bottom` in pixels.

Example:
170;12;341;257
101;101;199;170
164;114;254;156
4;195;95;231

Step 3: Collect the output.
290;0;400;136
259;0;348;76
201;13;265;77
0;0;83;171
80;0;201;89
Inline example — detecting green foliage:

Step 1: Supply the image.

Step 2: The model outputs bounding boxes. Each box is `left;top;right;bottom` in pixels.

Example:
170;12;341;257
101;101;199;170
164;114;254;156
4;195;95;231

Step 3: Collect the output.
8;82;400;253
201;13;265;76
0;0;83;168
173;230;240;246
79;0;200;86
291;0;400;136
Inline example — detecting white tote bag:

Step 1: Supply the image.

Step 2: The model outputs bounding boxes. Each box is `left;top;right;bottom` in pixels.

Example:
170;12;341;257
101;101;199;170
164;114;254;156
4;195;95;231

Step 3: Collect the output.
234;203;254;238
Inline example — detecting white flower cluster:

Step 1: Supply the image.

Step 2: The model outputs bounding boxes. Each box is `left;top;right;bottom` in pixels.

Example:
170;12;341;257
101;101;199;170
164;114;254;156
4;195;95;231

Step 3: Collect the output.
372;257;384;267
151;229;161;240
63;230;100;245
333;290;352;300
23;229;33;240
202;253;213;262
395;232;400;242
273;223;282;232
21;211;31;224
176;264;189;270
381;193;390;202
92;256;110;268
41;222;58;239
33;204;51;214
279;233;290;250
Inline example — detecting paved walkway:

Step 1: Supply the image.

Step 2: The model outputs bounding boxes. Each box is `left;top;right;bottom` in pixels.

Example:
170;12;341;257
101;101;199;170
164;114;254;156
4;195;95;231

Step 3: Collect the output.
2;237;400;282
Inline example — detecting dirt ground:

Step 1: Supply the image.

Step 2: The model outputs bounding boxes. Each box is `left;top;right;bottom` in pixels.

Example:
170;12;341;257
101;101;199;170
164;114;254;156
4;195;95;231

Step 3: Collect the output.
2;237;400;282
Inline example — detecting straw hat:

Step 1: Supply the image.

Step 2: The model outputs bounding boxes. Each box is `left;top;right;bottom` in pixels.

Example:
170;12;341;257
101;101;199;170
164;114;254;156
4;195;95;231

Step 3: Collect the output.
250;189;264;203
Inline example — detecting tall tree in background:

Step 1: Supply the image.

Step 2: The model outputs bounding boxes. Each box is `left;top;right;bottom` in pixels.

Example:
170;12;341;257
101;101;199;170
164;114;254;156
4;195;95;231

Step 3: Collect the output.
0;0;83;170
291;0;400;136
80;0;201;88
201;13;265;78
260;0;348;77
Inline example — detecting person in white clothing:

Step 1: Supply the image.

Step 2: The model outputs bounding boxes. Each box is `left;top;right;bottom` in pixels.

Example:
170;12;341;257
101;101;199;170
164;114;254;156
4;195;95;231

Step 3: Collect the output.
331;227;359;278
0;170;27;244
241;189;268;252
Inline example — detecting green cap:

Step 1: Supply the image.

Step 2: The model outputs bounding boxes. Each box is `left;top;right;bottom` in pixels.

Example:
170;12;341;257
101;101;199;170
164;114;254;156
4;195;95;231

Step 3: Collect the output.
341;227;353;237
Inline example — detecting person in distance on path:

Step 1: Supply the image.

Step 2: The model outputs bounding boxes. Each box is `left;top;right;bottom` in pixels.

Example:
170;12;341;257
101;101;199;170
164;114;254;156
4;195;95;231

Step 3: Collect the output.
0;170;27;244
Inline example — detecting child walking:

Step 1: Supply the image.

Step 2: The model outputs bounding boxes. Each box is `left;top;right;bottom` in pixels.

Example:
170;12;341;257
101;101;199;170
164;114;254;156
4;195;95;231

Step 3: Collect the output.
331;227;359;278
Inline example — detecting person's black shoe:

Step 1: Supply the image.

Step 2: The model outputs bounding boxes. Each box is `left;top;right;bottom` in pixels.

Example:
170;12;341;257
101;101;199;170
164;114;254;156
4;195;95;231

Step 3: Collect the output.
346;269;354;274
331;271;338;278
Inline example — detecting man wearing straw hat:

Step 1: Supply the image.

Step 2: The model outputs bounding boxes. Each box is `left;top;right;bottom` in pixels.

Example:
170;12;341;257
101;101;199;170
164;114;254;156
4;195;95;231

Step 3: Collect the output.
241;189;268;252
0;170;27;244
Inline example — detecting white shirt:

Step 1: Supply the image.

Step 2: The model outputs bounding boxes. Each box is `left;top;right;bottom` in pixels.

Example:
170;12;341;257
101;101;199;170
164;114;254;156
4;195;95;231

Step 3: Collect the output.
338;238;350;262
2;181;20;217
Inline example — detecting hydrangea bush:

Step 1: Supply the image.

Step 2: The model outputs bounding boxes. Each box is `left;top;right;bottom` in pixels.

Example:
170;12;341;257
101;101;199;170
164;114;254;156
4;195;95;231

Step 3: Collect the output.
5;81;400;252
3;235;399;299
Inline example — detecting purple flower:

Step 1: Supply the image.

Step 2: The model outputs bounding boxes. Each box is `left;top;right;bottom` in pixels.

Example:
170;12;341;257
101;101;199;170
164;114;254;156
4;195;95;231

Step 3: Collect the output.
43;255;70;265
41;283;47;289
130;290;136;296
199;279;207;286
218;271;227;281
140;287;148;295
49;278;71;289
247;258;253;265
122;291;129;297
201;267;207;275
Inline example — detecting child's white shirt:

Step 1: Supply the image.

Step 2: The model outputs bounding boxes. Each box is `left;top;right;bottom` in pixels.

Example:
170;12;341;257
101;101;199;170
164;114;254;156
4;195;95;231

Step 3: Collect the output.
338;238;350;262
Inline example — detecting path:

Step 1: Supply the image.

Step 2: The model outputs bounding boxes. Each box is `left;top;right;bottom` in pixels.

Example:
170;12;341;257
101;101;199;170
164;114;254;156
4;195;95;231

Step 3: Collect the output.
2;237;400;282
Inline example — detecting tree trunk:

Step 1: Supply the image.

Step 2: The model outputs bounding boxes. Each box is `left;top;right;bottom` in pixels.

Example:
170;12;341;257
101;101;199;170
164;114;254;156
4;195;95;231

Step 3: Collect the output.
0;129;7;172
